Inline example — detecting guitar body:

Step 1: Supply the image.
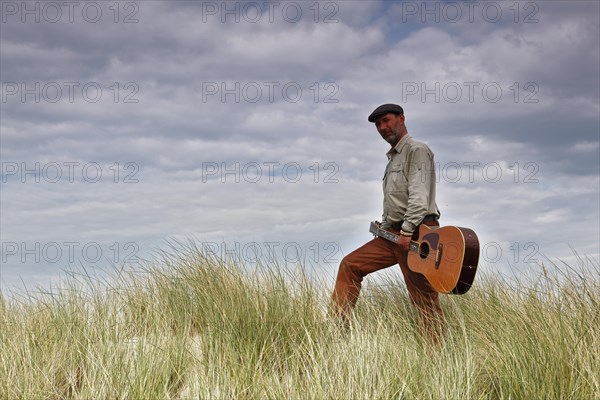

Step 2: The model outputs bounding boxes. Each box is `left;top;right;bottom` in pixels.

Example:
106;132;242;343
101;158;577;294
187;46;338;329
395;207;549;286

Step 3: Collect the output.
370;222;480;294
407;225;479;294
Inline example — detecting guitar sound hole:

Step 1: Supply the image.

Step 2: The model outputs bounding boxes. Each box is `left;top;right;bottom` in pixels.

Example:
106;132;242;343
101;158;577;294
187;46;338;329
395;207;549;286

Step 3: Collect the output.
420;243;429;259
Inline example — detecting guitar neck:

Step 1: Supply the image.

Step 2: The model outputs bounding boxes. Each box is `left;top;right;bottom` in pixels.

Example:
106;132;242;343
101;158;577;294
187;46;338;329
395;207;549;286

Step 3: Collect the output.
369;222;418;251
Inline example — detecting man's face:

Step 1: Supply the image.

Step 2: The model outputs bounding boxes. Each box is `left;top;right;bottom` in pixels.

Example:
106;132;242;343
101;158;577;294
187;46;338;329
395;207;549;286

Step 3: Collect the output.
375;113;405;147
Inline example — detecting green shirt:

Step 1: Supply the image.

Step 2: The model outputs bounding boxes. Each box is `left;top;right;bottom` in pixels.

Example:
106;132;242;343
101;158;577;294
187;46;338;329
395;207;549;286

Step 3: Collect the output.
381;134;440;233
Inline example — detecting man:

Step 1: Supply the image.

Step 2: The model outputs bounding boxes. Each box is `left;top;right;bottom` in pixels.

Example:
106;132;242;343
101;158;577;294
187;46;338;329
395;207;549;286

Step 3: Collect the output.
331;103;444;340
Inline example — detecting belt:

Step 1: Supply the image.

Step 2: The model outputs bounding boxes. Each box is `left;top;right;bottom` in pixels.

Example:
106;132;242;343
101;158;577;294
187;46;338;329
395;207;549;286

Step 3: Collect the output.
423;214;439;222
389;214;438;230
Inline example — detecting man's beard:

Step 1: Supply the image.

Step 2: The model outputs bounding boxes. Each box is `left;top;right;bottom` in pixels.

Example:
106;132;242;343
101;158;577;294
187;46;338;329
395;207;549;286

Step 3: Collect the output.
387;127;401;145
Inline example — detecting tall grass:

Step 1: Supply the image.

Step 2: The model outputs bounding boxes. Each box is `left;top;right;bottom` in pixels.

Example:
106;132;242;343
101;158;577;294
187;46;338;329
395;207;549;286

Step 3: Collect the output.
1;241;598;399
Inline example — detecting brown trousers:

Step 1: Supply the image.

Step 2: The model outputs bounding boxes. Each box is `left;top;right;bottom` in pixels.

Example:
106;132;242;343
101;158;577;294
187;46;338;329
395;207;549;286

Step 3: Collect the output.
331;220;444;340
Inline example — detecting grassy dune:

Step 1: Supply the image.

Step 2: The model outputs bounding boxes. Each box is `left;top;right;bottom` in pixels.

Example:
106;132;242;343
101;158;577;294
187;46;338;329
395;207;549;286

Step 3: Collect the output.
1;242;598;399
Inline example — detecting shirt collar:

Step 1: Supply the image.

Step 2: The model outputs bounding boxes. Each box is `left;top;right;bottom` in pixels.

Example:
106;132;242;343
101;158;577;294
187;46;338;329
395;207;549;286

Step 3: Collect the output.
386;134;411;159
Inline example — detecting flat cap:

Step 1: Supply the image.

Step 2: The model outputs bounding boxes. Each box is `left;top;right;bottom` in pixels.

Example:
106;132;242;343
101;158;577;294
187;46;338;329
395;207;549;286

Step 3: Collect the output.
368;104;404;123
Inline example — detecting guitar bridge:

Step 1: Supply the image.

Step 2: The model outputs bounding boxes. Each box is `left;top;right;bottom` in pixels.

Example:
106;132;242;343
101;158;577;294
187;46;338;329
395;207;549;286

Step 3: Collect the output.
435;244;443;269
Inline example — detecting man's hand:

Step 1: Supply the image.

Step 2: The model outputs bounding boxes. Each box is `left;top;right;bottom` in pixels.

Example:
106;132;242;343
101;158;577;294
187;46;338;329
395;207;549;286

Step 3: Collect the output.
398;233;412;252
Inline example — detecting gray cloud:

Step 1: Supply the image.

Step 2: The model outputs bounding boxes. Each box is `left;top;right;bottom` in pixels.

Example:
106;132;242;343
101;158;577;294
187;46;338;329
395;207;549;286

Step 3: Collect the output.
1;0;598;292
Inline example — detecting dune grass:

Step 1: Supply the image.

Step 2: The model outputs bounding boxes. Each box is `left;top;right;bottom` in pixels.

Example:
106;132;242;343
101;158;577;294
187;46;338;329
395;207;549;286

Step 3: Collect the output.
1;241;598;399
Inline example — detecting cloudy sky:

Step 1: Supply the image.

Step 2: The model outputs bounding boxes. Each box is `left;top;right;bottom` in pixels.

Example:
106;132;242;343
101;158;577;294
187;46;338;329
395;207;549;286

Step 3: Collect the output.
1;0;599;294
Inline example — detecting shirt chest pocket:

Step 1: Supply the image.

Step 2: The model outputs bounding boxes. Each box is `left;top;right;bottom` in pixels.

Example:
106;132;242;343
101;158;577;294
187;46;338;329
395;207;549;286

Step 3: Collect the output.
384;167;408;192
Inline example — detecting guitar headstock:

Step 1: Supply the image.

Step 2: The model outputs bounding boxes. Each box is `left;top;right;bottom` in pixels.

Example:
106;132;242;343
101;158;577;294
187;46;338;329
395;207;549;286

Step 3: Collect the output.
369;221;381;237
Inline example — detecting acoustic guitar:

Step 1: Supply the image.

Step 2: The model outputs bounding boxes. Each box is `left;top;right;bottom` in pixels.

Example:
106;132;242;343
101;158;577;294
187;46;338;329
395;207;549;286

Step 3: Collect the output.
369;221;480;294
